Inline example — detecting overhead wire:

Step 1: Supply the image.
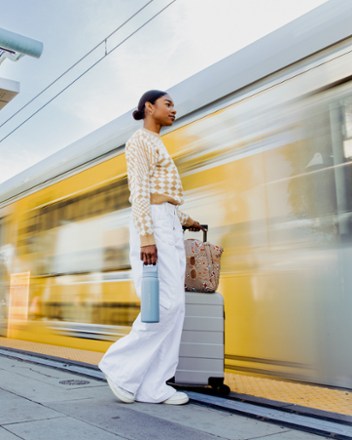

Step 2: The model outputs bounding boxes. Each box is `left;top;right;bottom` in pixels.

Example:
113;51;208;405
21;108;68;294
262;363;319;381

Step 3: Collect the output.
0;0;176;144
0;0;154;131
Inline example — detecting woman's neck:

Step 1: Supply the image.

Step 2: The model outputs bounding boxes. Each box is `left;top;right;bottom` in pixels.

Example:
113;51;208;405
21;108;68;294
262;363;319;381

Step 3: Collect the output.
143;119;161;134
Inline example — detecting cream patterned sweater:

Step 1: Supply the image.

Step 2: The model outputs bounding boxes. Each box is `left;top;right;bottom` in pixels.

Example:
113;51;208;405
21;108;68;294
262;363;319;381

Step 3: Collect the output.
125;128;193;246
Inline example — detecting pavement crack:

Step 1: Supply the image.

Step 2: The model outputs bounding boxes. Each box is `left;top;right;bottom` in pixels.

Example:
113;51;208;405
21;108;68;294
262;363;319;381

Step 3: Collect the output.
29;367;60;378
2;415;65;427
18;366;60;379
1;425;26;439
245;429;292;440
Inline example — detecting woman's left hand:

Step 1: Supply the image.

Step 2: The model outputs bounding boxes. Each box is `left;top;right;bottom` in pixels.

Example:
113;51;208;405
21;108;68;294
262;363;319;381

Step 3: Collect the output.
186;221;207;232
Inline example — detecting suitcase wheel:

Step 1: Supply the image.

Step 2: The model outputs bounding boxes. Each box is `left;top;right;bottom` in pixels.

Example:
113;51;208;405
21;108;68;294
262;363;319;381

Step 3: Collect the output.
208;377;231;396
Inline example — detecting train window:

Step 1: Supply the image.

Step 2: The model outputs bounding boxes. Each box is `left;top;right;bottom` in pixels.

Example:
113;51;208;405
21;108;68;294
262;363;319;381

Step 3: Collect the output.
15;179;131;276
343;100;352;159
327;92;352;237
268;87;352;245
0;218;3;248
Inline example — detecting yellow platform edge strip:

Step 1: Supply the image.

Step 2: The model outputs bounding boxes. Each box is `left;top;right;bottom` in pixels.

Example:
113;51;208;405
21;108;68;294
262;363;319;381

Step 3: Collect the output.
0;337;351;416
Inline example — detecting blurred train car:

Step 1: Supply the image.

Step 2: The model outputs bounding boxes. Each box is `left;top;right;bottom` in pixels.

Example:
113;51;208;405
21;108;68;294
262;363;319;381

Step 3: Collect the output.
1;1;352;389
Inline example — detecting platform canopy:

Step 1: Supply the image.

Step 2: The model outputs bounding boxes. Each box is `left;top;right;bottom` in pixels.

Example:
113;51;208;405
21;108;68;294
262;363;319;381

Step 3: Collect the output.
0;76;20;110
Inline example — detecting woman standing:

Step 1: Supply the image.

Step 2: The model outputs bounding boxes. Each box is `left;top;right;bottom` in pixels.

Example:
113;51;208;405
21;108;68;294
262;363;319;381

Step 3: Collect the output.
99;90;203;405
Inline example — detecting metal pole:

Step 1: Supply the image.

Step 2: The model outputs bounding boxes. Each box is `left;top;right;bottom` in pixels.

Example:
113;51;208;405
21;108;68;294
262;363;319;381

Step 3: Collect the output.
0;28;43;58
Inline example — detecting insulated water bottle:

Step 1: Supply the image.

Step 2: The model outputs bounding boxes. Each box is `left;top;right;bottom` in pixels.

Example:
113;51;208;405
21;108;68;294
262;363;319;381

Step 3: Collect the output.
141;265;159;323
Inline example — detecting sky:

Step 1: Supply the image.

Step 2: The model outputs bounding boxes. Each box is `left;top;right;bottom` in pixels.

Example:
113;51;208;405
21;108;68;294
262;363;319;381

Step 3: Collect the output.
0;0;328;184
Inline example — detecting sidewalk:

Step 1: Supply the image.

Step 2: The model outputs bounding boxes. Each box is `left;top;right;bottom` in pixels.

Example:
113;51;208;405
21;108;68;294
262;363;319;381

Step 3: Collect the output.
0;353;329;440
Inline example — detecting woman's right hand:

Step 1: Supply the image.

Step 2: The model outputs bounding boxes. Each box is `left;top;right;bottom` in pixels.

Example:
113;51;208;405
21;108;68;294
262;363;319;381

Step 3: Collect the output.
140;245;158;265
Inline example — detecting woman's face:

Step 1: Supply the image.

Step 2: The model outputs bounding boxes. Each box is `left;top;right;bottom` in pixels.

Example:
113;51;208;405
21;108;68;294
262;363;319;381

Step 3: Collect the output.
149;94;176;126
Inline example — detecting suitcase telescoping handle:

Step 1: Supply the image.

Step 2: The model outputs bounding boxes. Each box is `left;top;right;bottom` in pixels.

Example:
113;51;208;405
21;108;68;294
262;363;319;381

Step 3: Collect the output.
183;224;208;242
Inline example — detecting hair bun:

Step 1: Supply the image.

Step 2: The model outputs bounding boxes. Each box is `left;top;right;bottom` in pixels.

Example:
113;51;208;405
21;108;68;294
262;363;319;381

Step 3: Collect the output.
132;109;144;120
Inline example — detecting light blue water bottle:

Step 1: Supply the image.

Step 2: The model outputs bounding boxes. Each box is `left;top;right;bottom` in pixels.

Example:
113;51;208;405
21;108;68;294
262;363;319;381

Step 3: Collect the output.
141;265;159;323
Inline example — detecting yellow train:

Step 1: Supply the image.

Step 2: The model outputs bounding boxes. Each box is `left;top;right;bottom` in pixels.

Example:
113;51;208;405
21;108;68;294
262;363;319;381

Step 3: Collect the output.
1;2;352;389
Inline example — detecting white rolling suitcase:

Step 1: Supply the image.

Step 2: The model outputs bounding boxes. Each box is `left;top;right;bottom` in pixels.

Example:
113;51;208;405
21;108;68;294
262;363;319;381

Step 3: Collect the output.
171;291;230;395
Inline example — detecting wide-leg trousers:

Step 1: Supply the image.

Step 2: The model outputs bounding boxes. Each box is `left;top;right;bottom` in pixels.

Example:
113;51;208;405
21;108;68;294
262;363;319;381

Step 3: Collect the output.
98;203;186;403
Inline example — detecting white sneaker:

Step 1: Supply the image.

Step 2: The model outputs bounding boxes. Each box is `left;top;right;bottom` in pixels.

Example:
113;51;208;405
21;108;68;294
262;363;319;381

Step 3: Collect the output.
163;391;189;405
106;377;135;403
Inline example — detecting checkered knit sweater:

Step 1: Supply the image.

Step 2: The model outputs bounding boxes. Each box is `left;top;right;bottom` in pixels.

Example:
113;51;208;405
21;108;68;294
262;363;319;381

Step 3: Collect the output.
125;128;193;246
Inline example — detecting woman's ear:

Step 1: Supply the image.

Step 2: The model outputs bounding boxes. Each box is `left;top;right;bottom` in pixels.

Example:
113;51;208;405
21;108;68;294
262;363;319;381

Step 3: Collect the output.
145;101;154;115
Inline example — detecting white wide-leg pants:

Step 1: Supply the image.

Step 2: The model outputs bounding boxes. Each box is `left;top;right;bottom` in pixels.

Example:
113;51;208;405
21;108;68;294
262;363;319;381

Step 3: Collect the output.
98;203;186;403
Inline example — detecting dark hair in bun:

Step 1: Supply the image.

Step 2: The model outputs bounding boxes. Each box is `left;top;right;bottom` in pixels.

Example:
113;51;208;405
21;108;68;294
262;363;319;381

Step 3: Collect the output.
132;89;167;121
132;109;144;120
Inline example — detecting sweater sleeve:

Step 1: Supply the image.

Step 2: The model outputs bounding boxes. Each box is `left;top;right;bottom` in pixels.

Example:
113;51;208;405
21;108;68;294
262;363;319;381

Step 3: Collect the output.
177;208;194;227
125;136;157;247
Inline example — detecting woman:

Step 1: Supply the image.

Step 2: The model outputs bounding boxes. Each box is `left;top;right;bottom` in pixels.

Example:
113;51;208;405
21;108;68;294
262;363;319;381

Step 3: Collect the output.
99;90;203;405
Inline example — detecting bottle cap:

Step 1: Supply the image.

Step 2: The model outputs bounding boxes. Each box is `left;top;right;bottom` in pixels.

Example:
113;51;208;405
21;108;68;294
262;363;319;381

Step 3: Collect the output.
143;264;158;277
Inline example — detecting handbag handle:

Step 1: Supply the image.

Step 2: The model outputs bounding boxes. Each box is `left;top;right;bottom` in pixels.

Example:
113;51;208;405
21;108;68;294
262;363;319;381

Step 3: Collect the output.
183;224;208;242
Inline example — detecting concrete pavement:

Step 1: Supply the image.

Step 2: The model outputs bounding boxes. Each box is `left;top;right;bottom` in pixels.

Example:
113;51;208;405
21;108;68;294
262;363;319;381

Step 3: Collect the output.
0;353;330;440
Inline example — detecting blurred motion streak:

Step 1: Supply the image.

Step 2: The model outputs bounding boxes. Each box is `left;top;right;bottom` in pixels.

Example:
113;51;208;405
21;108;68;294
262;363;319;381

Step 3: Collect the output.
7;272;30;337
0;1;352;390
